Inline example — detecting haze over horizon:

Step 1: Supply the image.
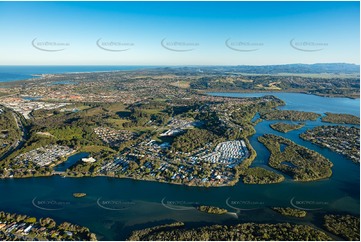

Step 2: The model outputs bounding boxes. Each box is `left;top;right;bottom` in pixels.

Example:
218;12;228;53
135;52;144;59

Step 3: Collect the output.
0;63;359;67
0;1;359;65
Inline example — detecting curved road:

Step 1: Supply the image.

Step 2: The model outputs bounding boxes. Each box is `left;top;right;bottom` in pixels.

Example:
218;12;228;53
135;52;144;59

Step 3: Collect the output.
0;106;28;161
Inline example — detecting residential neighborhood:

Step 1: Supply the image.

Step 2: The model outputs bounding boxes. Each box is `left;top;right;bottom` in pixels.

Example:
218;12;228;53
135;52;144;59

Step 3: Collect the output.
14;145;75;167
201;140;249;167
300;125;360;163
91;137;249;186
0;211;96;241
94;127;135;147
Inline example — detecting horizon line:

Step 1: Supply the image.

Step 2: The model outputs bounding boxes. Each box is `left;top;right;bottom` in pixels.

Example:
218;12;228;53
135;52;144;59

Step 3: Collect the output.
0;63;359;67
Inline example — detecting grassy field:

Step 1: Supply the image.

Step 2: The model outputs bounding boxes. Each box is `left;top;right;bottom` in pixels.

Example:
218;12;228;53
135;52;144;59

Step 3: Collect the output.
105;118;129;129
141;109;163;114
104;102;126;112
83;107;104;117
170;81;191;88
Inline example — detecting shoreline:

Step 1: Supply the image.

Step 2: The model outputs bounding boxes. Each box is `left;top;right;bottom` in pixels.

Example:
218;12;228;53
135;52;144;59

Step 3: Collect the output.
0;137;263;187
0;172;238;187
0;130;259;187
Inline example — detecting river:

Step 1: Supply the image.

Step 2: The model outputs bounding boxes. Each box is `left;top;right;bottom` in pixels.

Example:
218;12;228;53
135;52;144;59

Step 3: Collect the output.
0;92;359;240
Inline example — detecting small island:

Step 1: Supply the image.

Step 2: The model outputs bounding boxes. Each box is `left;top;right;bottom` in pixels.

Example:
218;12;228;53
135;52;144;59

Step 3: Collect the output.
270;122;305;133
258;134;333;181
321;112;360;125
243;167;284;184
73;193;87;198
272;207;307;218
196;205;228;215
260;110;320;121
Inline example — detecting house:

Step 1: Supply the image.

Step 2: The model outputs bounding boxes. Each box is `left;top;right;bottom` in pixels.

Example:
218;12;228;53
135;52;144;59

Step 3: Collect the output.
82;157;96;163
24;225;33;234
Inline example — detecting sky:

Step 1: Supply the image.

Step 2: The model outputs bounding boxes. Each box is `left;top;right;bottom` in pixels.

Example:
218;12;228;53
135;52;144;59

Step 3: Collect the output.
0;1;359;65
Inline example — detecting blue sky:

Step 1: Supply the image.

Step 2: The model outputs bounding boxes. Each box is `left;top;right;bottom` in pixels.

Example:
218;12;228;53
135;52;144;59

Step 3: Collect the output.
0;1;359;65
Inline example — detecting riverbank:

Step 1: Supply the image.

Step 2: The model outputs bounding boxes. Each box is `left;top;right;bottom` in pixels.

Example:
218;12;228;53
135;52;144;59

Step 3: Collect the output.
0;91;359;240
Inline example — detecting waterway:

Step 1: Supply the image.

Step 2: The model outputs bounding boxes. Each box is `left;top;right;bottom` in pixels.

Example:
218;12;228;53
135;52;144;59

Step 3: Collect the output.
0;92;359;240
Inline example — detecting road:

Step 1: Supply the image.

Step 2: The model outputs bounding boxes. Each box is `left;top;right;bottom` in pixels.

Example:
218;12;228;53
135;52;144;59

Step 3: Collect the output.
0;107;28;161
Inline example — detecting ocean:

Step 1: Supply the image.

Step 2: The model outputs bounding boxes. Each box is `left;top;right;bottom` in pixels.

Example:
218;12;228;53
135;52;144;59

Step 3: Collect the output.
0;66;155;82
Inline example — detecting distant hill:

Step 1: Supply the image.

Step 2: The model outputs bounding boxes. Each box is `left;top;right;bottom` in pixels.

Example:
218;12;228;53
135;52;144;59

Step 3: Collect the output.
157;63;360;75
230;63;360;74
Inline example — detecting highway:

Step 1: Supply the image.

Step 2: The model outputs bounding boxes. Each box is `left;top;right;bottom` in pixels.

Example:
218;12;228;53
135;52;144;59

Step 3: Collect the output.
0;106;28;161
